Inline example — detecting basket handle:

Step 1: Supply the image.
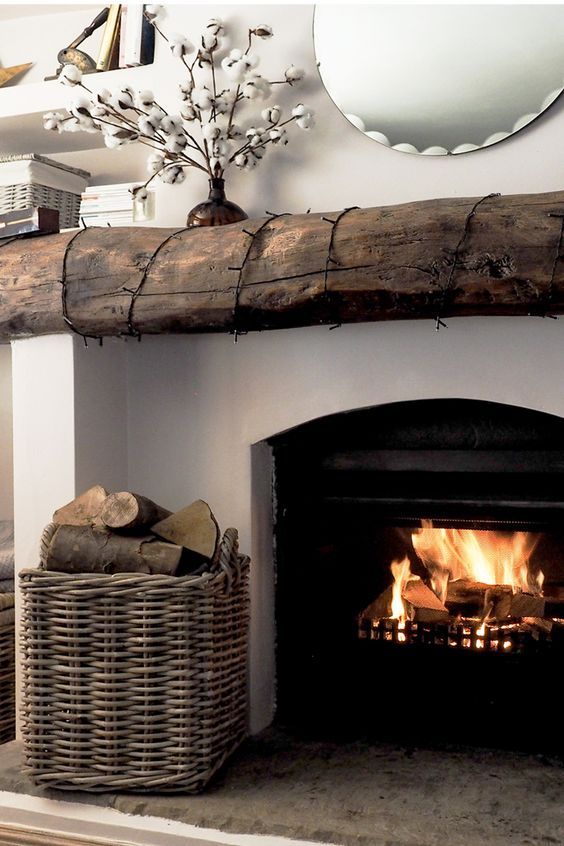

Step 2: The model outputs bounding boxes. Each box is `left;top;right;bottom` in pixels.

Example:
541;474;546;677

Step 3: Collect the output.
212;527;243;593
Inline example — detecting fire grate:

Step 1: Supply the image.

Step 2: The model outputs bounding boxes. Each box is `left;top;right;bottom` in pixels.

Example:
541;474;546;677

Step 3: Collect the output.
358;615;563;654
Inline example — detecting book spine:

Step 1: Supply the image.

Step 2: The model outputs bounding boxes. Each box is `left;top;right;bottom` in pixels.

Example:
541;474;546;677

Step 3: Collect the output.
140;8;155;66
118;3;128;68
123;4;143;66
96;4;122;71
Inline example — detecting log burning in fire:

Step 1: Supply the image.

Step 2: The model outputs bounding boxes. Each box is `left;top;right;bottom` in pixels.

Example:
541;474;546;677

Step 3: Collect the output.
359;521;559;651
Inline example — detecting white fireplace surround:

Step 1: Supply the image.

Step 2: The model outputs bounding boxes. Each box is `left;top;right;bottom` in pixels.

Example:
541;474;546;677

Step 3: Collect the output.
9;315;564;734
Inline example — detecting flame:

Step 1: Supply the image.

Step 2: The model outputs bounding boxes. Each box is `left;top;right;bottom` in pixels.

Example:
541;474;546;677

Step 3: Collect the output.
390;557;416;622
411;520;543;602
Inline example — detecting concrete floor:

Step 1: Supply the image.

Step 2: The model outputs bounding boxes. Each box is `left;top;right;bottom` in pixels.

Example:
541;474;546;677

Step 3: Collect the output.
1;731;564;846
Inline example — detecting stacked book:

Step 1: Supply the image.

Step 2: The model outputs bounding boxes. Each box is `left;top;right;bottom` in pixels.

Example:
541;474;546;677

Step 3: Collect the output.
96;4;155;72
80;184;135;227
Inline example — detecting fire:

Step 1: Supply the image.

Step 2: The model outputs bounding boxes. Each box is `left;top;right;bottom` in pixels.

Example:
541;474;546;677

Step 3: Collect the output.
411;521;543;602
390;557;417;622
387;521;543;623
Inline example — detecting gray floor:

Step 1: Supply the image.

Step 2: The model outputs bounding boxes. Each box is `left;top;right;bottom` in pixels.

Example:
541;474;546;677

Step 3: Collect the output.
1;732;564;846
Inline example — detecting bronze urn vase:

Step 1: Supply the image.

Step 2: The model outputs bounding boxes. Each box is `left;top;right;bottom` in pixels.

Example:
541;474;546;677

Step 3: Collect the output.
187;177;248;227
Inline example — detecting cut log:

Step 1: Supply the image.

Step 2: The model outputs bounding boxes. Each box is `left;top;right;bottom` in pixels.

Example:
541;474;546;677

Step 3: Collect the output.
359;586;393;621
403;580;449;623
446;579;492;617
506;591;545;619
43;524;183;575
4;191;564;341
152;499;220;561
523;617;553;635
52;485;107;527
100;491;172;532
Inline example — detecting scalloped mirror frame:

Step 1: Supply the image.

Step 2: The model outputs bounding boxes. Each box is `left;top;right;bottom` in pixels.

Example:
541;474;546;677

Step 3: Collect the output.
313;4;564;156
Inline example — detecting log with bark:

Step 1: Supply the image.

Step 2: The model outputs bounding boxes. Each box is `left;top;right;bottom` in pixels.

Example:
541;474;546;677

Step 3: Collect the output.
42;524;183;576
3;190;564;340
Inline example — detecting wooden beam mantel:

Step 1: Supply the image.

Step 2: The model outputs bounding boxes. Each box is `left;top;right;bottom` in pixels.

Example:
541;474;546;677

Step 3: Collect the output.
1;190;564;341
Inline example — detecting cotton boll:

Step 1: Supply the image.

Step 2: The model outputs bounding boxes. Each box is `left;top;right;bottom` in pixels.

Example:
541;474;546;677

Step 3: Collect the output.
160;166;186;184
284;65;305;84
160;114;183;133
269;127;287;145
296;114;315;130
104;133;124;148
191;87;214;110
262;105;281;124
252;24;273;39
147;152;166;174
136;89;155;109
179;79;194;100
68;94;92;117
96;88;112;105
181;103;198;121
169;33;194;58
207;18;224;37
145;5;164;23
43;111;65;132
164;133;188;153
138;116;158;137
202;123;221;142
59;64;82;86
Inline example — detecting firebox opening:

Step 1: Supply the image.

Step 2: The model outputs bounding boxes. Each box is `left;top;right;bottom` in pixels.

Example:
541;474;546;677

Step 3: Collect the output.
269;399;564;753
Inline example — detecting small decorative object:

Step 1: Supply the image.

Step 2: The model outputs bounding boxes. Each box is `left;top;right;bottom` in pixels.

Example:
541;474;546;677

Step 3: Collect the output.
45;7;111;80
0;62;32;87
44;5;315;226
0;206;59;240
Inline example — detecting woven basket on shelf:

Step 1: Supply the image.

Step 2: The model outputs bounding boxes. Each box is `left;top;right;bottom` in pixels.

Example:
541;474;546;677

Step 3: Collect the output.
19;528;250;792
0;184;82;229
0;592;15;745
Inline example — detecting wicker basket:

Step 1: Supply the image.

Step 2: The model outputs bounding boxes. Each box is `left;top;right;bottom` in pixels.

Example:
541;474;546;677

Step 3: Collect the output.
0;154;90;229
0;593;15;745
19;528;250;792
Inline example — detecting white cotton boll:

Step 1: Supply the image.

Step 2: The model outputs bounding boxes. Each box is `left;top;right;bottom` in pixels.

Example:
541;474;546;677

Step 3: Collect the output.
132;186;149;202
164;133;188;153
69;94;93;117
202;123;221;142
285;65;305;84
269;127;287;145
160;114;182;133
252;24;273;39
245;126;264;147
147;153;165;174
296;114;315;130
96;88;112;105
59;64;82;86
213;95;230;115
138;116;157;137
202;31;219;51
169;33;194;58
221;56;247;83
160;166;185;184
179;79;194;100
104;133;124;148
234;153;248;169
242;74;270;101
147;106;166;128
191;87;214;110
207;18;224;36
118;87;135;108
181;103;198;121
136;89;155;109
262;105;281;124
245;51;259;70
43;111;65;132
62;117;82;132
212;139;231;157
91;104;109;118
210;156;227;172
145;4;164;23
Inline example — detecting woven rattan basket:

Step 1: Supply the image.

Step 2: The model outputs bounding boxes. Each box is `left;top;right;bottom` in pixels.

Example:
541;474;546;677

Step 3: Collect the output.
19;528;249;792
0;593;15;744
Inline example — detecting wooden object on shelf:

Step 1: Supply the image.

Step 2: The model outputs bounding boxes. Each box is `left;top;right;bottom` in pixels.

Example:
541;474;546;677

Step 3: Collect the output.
4;191;564;339
42;524;183;575
152;499;220;561
0;206;59;240
100;491;171;532
52;485;108;526
0;62;32;87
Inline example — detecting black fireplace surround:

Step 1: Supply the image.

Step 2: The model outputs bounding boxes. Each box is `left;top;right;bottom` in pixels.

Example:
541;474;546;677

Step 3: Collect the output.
269;399;564;752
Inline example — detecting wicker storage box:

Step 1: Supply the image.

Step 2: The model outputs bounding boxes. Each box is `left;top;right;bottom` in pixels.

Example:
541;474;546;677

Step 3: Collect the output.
0;154;90;229
0;593;15;744
19;528;249;792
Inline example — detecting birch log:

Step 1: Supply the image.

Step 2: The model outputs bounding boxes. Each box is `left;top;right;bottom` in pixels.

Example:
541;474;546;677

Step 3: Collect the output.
2;190;564;340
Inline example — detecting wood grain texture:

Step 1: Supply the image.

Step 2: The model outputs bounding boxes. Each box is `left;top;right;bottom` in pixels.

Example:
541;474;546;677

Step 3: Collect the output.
2;190;564;340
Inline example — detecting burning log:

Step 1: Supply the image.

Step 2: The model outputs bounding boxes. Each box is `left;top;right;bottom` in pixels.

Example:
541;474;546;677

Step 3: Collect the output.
445;579;545;621
403;580;449;622
359;586;392;622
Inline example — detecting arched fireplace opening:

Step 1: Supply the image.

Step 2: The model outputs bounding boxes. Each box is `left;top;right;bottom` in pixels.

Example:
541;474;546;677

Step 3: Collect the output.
269;399;564;752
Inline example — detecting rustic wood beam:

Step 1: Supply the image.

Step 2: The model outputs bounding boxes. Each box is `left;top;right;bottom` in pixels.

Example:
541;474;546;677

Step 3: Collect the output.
1;190;564;340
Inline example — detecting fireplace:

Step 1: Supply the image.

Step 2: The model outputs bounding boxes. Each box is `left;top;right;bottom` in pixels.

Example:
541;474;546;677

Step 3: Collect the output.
270;399;564;752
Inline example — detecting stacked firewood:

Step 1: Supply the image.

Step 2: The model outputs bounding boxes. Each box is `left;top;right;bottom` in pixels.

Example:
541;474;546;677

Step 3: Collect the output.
41;485;220;576
362;577;563;632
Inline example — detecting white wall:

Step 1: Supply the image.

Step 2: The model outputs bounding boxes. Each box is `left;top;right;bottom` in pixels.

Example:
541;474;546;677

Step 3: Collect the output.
0;345;13;521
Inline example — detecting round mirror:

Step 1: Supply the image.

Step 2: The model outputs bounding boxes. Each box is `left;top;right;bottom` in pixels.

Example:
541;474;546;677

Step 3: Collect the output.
314;5;564;155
